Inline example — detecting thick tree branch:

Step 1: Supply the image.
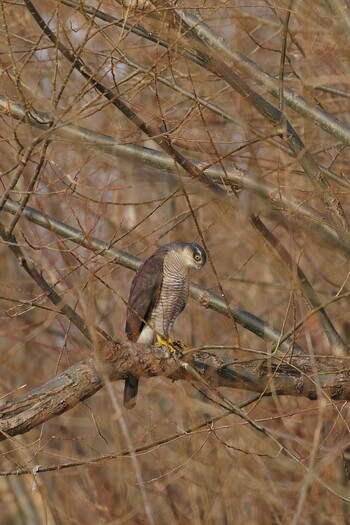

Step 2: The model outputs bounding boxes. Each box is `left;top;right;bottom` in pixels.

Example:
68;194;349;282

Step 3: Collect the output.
1;340;349;440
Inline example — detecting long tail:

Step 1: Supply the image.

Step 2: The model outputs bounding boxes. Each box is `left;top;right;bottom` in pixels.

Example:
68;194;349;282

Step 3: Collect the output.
123;375;139;409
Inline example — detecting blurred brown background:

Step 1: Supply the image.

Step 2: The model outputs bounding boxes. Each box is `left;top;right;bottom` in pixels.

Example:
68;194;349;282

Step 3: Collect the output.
1;1;350;523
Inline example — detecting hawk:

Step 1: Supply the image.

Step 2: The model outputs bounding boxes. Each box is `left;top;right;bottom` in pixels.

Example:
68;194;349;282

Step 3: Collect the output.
124;241;207;408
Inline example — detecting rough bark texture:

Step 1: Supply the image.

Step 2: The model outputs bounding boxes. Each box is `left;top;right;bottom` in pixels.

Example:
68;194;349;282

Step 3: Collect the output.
1;341;349;440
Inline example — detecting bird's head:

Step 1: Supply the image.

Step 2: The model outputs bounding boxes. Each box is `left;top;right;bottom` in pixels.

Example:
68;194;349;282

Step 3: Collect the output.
166;242;207;270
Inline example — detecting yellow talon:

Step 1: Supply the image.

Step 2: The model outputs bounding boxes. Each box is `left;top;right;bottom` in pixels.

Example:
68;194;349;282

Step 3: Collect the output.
155;335;185;354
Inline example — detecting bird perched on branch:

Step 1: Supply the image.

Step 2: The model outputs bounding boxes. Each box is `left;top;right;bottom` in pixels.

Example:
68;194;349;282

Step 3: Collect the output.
124;241;207;408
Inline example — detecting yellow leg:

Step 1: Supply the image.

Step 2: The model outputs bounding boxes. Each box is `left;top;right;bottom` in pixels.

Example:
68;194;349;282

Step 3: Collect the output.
155;334;186;354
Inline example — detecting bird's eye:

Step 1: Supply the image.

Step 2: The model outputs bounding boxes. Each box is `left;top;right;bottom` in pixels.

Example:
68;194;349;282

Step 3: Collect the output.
194;253;201;261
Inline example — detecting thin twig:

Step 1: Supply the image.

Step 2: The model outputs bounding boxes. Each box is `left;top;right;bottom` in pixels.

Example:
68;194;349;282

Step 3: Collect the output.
1;197;304;354
0;222;112;344
250;215;348;355
147;0;350;247
23;0;226;201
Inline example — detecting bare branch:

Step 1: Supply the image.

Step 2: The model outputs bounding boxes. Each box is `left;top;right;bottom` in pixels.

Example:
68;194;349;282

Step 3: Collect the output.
63;0;350;147
1;340;349;440
1;197;302;354
23;0;226;200
0;96;347;255
251;215;348;355
0;221;112;345
147;0;350;244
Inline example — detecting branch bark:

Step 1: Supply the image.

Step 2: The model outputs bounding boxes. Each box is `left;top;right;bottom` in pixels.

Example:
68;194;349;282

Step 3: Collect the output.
1;197;303;354
0;96;347;254
1;340;349;440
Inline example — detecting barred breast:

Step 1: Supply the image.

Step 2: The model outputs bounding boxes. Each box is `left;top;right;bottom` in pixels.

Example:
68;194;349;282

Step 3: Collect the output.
149;250;190;337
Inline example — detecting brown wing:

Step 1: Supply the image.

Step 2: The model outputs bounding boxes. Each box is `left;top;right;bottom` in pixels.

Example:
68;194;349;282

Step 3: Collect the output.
125;247;167;341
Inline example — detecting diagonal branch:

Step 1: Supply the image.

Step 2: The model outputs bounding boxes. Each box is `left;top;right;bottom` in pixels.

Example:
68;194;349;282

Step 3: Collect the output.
146;0;350;245
23;0;226;201
0;221;112;345
0;96;347;255
250;215;348;355
1;197;303;355
54;0;350;252
61;0;350;148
